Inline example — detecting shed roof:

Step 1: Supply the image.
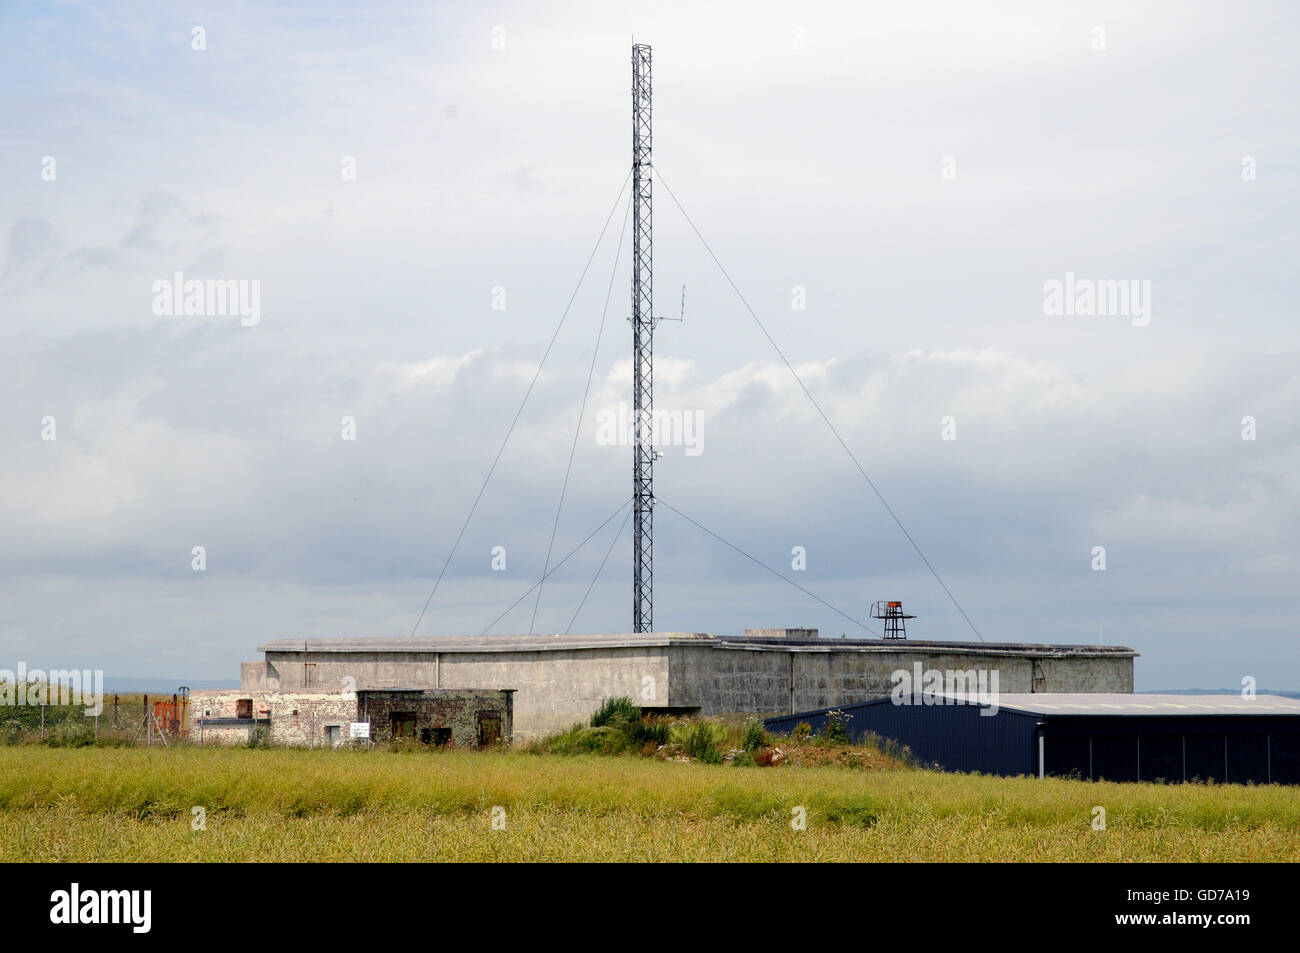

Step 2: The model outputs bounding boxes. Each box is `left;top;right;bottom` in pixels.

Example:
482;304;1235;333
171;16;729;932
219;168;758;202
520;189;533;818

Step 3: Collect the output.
938;692;1300;716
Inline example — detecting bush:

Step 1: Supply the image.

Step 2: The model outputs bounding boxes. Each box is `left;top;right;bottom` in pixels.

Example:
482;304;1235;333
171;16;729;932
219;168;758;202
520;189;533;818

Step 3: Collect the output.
626;717;670;748
588;696;672;752
538;724;631;756
821;710;850;745
791;722;812;741
590;696;641;728
674;721;726;764
740;718;768;752
574;726;629;755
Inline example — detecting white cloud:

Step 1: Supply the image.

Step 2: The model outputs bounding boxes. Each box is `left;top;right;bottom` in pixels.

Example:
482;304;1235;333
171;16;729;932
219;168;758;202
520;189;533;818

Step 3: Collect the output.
1;1;1297;689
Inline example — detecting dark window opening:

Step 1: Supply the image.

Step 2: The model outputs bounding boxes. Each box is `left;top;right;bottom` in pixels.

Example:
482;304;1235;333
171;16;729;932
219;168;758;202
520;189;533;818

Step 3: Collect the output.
236;698;253;720
432;727;452;747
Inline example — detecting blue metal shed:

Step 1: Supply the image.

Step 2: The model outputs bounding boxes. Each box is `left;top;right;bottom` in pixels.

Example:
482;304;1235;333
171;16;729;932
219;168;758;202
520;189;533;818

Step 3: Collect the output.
765;693;1300;783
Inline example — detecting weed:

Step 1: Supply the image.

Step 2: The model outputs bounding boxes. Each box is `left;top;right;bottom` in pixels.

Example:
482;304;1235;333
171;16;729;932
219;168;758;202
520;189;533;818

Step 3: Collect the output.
675;721;726;764
821;710;850;745
740;718;768;752
590;696;641;728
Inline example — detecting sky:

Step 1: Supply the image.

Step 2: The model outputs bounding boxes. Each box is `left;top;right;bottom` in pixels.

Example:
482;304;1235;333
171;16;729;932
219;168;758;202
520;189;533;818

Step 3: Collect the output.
1;1;1297;691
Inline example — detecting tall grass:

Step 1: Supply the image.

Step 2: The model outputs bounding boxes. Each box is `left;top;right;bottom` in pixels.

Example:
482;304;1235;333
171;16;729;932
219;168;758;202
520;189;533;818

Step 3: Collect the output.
1;747;1297;862
589;697;642;728
672;721;727;764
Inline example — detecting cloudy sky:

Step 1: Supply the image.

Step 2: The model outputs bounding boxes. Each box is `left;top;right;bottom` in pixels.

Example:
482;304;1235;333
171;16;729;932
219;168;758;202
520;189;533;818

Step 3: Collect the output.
2;1;1296;690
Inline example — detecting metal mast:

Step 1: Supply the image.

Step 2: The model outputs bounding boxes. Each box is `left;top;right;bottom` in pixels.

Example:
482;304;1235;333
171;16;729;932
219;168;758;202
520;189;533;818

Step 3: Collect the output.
631;43;654;633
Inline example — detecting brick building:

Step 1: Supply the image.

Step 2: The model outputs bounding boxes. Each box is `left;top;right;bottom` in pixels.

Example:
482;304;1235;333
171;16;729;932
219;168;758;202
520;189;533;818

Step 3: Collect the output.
187;687;513;748
357;689;513;747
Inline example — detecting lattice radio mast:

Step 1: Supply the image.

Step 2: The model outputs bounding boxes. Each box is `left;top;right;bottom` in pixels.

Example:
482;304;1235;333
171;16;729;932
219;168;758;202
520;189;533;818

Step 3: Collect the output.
631;43;655;633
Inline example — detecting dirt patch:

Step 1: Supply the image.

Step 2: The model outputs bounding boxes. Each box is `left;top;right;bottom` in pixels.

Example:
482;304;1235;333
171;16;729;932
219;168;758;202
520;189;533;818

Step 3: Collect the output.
781;742;897;770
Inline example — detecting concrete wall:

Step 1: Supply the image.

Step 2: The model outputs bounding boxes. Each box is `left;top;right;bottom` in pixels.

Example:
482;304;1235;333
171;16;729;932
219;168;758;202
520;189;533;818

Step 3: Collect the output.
252;648;669;739
241;640;1133;741
1037;656;1132;693
670;645;1134;715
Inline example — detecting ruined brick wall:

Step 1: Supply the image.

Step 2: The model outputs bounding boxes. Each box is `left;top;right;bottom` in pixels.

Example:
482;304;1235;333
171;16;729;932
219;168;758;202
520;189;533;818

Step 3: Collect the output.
357;689;512;748
187;690;358;747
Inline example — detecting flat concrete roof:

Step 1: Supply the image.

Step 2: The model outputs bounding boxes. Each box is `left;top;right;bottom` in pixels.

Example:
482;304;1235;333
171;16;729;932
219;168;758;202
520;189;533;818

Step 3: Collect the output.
257;632;1136;658
257;633;709;653
717;636;1136;657
939;693;1300;716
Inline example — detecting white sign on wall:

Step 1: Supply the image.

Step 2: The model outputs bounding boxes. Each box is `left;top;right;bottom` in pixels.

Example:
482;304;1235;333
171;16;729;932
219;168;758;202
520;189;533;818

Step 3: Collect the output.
349;722;370;739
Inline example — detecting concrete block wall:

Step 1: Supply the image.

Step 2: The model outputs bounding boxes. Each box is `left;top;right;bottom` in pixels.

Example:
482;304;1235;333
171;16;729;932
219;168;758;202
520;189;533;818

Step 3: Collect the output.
667;644;1133;716
1037;656;1133;693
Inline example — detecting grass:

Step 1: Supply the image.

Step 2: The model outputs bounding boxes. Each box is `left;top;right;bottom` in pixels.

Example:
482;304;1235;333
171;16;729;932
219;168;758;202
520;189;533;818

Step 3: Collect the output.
2;746;1299;862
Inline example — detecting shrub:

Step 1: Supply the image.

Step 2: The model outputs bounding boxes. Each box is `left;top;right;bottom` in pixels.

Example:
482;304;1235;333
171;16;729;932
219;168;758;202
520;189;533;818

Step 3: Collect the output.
821;710;850;745
627;716;670;748
740;718;768;752
590;696;641;728
540;724;630;756
675;721;726;764
791;722;812;741
574;726;629;755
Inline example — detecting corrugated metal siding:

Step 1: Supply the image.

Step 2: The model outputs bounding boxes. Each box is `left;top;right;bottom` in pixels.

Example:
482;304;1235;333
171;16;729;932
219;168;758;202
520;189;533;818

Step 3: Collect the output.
1041;715;1300;783
765;699;1040;776
766;704;1300;782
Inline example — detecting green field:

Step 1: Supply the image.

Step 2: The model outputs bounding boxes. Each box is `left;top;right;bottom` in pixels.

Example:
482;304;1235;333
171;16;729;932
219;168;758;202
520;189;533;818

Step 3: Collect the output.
2;746;1298;862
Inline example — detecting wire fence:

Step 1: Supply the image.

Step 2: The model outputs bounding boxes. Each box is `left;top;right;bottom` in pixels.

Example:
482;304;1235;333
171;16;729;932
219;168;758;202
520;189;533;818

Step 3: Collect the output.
1;693;191;746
